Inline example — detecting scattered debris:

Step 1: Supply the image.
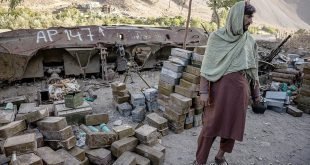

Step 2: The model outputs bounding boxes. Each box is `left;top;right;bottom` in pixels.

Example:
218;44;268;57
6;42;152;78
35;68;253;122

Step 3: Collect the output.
113;120;123;126
0;45;309;165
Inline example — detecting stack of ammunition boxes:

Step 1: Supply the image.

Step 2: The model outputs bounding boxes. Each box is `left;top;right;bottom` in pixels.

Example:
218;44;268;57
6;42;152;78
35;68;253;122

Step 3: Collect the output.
163;93;192;133
297;64;310;114
143;88;158;112
130;92;146;122
157;48;189;111
158;48;205;133
146;113;168;136
111;81;130;104
37;117;76;150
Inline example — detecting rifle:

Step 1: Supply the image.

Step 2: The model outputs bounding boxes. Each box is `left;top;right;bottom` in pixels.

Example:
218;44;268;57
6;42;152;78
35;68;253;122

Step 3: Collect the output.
262;34;292;63
200;23;209;36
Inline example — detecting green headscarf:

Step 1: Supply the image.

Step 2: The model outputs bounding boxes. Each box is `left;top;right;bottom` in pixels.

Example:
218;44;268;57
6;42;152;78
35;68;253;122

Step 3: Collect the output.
200;1;258;82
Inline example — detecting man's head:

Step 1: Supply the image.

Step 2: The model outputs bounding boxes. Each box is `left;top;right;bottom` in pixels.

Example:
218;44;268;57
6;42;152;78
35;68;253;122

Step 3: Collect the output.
244;2;256;32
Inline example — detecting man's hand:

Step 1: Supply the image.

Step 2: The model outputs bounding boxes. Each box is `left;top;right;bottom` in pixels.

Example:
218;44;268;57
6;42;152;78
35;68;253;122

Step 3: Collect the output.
200;94;208;107
253;96;261;105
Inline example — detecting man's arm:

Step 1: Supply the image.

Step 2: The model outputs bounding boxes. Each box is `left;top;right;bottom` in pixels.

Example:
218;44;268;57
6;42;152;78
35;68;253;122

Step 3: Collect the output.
252;43;261;104
199;76;209;106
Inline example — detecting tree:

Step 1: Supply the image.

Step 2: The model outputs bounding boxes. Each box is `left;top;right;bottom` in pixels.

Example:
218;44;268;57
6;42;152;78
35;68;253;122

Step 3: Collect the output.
1;0;23;11
207;0;242;29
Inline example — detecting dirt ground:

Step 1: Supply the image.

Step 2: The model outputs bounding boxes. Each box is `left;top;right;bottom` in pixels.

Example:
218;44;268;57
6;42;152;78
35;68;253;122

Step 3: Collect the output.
0;70;310;165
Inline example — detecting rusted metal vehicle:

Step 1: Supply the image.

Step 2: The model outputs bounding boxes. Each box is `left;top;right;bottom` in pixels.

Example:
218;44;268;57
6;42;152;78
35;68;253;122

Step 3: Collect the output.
0;25;207;82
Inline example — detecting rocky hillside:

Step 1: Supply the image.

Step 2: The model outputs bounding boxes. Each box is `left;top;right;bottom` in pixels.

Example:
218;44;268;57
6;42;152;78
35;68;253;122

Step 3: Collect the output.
5;0;310;30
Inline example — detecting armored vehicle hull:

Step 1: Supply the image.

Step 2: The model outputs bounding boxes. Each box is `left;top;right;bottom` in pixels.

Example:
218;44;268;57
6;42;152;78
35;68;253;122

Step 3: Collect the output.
0;25;207;81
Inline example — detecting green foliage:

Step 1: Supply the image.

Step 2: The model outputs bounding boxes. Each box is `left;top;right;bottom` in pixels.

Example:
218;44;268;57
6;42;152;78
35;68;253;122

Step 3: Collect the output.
0;6;281;35
0;6;218;31
207;0;243;9
261;26;279;35
207;0;242;29
295;29;307;34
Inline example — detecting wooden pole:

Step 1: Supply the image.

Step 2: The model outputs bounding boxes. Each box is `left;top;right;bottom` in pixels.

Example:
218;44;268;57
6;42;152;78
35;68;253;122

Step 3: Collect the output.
183;0;192;49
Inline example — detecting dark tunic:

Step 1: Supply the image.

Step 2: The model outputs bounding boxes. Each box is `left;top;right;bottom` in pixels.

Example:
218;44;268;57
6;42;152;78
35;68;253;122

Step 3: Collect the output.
200;72;251;141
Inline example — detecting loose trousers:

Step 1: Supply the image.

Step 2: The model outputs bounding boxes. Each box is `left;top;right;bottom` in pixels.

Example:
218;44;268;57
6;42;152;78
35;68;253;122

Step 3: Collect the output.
196;134;235;164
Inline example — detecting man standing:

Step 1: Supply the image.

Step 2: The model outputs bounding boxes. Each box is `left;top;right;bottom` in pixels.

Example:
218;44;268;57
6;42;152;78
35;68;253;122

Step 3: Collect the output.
195;1;259;165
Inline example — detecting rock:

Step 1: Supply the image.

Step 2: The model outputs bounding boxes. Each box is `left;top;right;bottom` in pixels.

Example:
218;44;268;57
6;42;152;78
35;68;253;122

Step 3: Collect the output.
260;141;271;147
113;120;122;126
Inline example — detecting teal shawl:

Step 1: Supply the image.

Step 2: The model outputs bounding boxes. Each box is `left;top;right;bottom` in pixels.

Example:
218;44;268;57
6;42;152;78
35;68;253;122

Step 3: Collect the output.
200;1;258;82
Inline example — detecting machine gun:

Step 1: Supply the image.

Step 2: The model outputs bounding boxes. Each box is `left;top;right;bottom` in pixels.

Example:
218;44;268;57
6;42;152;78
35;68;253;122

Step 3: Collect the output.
259;34;292;72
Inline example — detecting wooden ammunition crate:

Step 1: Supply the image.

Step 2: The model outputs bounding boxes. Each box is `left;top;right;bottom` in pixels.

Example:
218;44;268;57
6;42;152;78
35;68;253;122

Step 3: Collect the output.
64;92;83;108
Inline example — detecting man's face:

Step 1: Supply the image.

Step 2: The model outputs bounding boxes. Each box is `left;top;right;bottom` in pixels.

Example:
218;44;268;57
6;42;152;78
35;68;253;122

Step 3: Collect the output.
243;14;253;32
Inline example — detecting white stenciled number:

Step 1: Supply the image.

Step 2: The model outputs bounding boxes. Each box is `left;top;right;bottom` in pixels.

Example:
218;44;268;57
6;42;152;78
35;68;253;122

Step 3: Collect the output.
64;30;71;41
64;30;83;41
98;27;105;37
69;30;83;41
81;28;94;41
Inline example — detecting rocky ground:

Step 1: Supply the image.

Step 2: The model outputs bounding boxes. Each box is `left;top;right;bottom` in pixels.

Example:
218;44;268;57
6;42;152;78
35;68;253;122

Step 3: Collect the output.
0;70;310;165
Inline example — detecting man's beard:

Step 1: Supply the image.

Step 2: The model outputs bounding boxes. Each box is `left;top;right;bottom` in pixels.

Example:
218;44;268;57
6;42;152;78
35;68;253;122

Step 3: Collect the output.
243;24;250;32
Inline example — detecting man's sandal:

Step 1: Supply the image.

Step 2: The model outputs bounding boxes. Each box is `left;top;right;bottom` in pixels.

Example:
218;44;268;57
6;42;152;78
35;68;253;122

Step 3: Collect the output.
209;157;228;165
192;160;206;165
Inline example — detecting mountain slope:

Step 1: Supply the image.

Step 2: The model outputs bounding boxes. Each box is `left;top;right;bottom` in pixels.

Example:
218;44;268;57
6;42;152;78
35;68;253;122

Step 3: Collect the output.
251;0;310;29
